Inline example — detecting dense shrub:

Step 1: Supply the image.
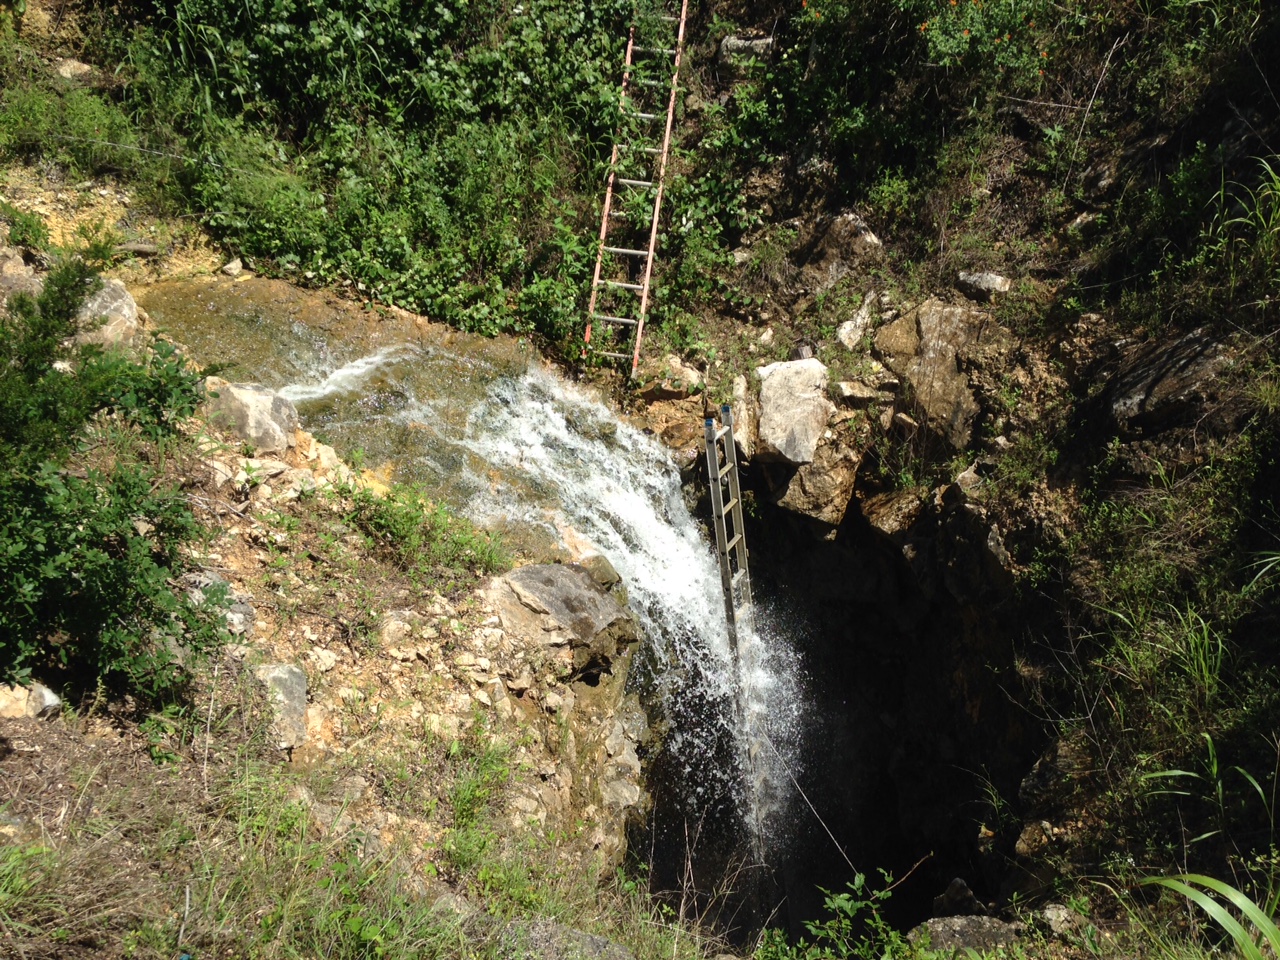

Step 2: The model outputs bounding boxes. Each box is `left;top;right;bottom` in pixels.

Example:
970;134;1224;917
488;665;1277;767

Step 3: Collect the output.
0;258;224;702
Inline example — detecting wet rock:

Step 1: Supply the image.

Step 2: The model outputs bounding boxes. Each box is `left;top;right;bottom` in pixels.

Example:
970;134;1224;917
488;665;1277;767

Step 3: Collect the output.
487;564;640;681
254;664;308;751
957;271;1012;302
578;552;621;590
0;682;61;719
754;358;835;465
875;299;994;449
503;918;635;960
74;279;141;349
202;378;299;455
1104;327;1229;437
909;916;1018;953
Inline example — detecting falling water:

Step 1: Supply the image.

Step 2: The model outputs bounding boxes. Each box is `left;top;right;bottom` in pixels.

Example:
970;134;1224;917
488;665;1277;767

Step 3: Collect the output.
139;279;805;860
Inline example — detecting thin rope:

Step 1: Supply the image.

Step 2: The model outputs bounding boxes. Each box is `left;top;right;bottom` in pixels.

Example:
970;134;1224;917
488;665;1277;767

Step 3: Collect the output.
759;731;855;873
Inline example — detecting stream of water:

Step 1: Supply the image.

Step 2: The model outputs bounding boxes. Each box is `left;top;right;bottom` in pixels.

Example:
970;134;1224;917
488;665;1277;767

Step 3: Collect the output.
142;278;807;863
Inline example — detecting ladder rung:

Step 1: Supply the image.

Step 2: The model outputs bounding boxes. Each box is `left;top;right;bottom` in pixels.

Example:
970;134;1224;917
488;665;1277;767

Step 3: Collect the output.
618;178;654;188
725;533;742;552
634;46;677;55
592;313;638;326
619;144;661;154
634;78;669;87
715;425;730;441
598;351;631;359
603;246;650;256
722;497;739;514
718;461;732;479
659;15;680;21
599;280;644;291
630;112;659;121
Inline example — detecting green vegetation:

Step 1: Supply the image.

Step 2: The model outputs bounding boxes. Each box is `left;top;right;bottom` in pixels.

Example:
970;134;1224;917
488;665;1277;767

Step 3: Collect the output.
0;255;224;703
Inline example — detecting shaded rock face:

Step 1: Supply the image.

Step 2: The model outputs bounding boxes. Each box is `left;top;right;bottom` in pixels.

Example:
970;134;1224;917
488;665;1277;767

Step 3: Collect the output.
489;564;640;682
875;299;1009;450
755;358;835;465
1104;327;1229;437
202;378;299;455
764;436;861;528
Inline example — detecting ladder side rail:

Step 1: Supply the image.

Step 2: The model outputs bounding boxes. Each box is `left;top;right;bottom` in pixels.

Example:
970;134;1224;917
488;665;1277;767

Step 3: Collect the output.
720;405;753;611
704;416;739;653
583;28;638;355
628;0;689;377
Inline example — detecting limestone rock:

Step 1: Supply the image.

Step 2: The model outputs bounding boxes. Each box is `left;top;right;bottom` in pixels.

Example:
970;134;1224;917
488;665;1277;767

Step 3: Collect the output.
254;664;308;751
874;299;988;449
754;358;835;465
503;918;636;960
836;293;878;350
731;375;756;461
1105;327;1228;437
1042;903;1083;939
222;257;244;277
767;439;860;526
203;378;299;455
719;35;774;66
74;279;141;349
833;380;884;406
909;916;1018;953
0;682;61;719
487;565;640;681
55;59;93;80
0;249;42;301
957;271;1012;302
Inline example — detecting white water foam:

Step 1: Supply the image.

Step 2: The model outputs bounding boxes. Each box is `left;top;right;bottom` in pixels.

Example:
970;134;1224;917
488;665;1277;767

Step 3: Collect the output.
280;345;418;404
450;367;806;854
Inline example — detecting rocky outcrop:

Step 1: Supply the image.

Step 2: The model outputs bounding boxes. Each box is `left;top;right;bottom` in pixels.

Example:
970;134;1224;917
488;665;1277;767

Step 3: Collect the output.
202;378;300;455
488;564;640;682
754;358;835;465
874;299;1009;450
75;278;142;349
638;354;703;402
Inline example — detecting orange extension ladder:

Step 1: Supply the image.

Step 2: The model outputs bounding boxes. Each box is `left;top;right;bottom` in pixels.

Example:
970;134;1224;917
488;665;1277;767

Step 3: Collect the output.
581;0;690;377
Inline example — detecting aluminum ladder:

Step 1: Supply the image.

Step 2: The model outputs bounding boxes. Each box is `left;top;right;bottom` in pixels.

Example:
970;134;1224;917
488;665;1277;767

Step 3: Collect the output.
704;404;754;652
582;0;690;377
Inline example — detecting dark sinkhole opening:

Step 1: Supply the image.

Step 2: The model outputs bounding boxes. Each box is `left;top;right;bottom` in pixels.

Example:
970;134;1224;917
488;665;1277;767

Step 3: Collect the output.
630;459;1050;948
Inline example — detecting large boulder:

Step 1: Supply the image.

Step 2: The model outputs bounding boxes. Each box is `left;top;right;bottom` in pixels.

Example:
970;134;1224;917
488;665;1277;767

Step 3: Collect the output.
75;278;142;349
767;438;861;527
875;299;988;449
487;564;640;682
203;378;299;455
754;358;835;465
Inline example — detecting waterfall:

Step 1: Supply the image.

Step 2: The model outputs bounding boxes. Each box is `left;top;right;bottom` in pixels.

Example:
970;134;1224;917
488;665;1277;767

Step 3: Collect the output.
289;353;808;858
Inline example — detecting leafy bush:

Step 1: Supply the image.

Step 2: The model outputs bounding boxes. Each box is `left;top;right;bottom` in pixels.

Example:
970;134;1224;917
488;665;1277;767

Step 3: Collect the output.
0;257;224;702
